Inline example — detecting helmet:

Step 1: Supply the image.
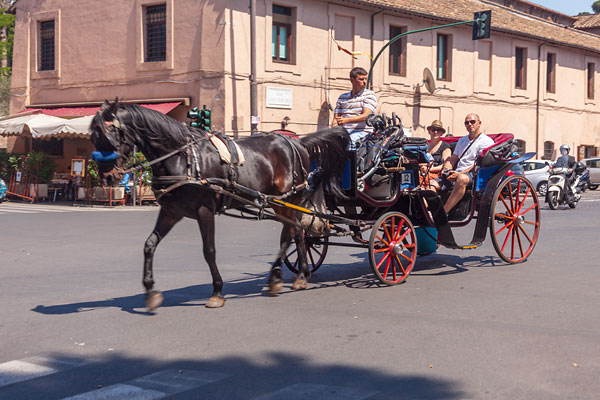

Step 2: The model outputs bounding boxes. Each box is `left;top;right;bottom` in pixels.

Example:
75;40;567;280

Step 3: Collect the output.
575;161;586;175
560;144;570;153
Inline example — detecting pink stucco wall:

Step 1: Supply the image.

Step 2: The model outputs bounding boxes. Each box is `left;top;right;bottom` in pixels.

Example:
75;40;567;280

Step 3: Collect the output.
6;0;600;162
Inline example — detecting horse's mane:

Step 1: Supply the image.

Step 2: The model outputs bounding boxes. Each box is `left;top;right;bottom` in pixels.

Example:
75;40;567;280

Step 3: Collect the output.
119;104;205;151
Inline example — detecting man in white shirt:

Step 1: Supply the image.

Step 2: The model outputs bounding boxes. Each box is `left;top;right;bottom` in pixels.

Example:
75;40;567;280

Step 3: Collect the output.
332;67;377;149
441;113;494;214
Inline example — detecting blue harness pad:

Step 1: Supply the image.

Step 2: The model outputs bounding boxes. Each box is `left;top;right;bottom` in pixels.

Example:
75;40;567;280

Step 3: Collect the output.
91;151;118;162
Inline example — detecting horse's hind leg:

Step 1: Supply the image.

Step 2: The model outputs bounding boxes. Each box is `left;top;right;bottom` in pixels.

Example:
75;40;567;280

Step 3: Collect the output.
143;208;182;311
291;226;310;291
268;223;295;296
197;206;225;308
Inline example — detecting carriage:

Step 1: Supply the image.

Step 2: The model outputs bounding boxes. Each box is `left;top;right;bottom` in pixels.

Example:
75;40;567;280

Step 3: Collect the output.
281;113;541;285
90;101;540;309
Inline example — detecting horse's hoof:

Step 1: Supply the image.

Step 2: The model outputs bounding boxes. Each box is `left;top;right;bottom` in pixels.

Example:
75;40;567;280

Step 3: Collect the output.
269;281;283;296
145;291;163;311
206;296;225;308
292;278;307;291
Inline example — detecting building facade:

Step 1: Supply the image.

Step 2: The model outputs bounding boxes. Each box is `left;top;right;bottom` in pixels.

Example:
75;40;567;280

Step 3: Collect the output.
5;0;600;168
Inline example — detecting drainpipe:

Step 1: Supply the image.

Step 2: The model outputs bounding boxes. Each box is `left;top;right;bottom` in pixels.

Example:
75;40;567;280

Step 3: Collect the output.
370;9;384;85
250;0;258;135
536;42;545;158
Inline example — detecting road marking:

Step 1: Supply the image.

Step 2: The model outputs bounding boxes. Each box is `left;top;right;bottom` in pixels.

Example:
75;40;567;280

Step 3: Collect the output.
0;203;158;214
254;383;378;400
0;356;85;387
0;360;57;387
61;369;229;400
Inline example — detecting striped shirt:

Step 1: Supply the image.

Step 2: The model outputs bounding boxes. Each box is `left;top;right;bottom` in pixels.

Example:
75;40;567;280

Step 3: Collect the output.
335;89;377;145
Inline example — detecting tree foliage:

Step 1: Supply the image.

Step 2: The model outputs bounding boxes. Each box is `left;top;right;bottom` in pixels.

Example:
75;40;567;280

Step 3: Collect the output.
0;6;14;76
593;1;600;14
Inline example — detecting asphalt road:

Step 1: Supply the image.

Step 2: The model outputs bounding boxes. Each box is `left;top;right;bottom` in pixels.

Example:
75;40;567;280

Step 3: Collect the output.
1;190;599;399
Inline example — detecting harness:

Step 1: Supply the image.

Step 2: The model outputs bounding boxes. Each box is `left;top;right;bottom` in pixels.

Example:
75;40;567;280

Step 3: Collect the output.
109;116;308;213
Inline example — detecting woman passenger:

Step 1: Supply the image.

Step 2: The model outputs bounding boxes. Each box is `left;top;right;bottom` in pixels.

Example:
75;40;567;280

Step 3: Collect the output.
421;120;451;192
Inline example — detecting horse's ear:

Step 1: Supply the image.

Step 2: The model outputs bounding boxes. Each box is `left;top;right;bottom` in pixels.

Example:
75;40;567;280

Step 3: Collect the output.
100;99;111;112
100;99;119;119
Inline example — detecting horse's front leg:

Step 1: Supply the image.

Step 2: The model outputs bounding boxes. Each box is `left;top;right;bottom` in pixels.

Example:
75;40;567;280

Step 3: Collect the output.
268;223;295;296
143;208;182;311
197;206;225;308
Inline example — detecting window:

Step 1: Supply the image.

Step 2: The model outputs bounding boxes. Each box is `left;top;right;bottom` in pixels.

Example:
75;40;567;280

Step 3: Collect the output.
515;139;526;155
32;138;63;156
543;140;554;160
546;53;556;93
389;26;406;76
587;62;595;100
272;5;293;63
145;4;166;62
515;47;527;89
437;34;451;81
39;20;55;71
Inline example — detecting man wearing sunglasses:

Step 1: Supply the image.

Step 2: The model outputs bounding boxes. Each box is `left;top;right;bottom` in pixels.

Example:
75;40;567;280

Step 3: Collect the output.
441;113;494;214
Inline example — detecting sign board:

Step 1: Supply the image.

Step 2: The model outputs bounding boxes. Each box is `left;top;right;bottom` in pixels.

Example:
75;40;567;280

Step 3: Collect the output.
266;87;293;109
71;159;85;177
16;171;21;182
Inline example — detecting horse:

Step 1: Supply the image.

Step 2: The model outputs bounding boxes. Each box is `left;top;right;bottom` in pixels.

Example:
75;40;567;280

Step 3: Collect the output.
89;100;348;310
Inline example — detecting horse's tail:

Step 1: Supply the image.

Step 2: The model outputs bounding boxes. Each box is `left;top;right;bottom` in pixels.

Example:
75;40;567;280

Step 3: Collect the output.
299;126;350;200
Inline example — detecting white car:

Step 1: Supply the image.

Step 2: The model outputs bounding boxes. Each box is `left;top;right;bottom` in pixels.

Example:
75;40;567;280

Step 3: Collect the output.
582;157;600;190
520;160;551;195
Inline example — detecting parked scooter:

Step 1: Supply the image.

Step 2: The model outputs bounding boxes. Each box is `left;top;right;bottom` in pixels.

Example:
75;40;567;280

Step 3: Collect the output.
545;162;586;209
578;169;591;192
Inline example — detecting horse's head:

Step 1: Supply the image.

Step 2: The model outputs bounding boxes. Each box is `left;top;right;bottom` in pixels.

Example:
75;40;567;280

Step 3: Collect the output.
90;99;134;186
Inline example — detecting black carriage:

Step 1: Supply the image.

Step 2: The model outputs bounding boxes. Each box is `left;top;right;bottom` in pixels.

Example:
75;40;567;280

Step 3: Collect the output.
284;114;541;285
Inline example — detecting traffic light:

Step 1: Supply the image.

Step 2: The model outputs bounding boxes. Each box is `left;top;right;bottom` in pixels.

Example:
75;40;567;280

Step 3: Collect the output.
200;106;211;131
473;10;491;40
187;105;211;131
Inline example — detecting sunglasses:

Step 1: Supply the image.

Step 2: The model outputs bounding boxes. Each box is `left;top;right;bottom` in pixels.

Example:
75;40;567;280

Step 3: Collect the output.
428;128;444;133
464;120;479;125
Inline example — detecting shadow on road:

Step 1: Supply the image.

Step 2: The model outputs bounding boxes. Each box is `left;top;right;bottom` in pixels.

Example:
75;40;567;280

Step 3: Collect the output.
31;252;504;316
0;351;467;400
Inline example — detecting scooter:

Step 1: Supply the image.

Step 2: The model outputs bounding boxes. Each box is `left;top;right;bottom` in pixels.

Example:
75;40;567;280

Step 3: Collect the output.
578;169;591;192
545;167;583;209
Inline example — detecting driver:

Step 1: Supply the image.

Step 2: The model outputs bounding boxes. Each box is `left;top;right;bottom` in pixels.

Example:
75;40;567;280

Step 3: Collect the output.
441;113;494;214
332;67;378;149
554;144;576;195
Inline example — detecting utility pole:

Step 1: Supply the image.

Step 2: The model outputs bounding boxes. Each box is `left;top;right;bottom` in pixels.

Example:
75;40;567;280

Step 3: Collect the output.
250;0;258;135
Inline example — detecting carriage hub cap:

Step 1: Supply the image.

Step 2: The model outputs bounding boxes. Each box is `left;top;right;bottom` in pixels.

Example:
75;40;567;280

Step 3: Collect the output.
391;242;404;254
515;215;524;225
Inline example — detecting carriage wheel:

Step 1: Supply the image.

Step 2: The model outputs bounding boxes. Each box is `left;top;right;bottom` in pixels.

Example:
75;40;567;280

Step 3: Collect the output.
282;231;329;274
368;212;417;285
490;176;540;264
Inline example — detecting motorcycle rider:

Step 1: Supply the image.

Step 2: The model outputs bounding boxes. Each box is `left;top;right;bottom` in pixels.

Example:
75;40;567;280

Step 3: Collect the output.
554;144;576;198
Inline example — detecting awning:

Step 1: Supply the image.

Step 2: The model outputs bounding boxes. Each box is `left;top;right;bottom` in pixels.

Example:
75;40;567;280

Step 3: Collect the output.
0;114;94;139
26;102;182;117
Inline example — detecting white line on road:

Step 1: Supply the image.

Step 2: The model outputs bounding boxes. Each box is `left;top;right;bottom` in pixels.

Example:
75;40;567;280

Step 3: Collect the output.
254;383;378;400
0;360;57;387
61;369;230;400
0;357;87;388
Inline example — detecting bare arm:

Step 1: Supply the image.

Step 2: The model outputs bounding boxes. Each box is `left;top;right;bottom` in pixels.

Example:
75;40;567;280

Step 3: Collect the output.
334;107;372;126
430;147;452;173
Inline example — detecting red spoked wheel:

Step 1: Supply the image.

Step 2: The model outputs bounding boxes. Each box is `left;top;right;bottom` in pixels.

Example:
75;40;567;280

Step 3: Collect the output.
282;231;329;274
490;175;541;263
368;212;417;285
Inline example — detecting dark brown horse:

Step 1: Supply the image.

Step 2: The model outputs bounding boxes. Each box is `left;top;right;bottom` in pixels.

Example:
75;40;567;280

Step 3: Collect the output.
90;100;348;309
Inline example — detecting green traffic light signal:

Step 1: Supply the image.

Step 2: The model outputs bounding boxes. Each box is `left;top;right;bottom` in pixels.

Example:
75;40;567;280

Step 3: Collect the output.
200;107;211;131
187;105;211;130
472;10;491;40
